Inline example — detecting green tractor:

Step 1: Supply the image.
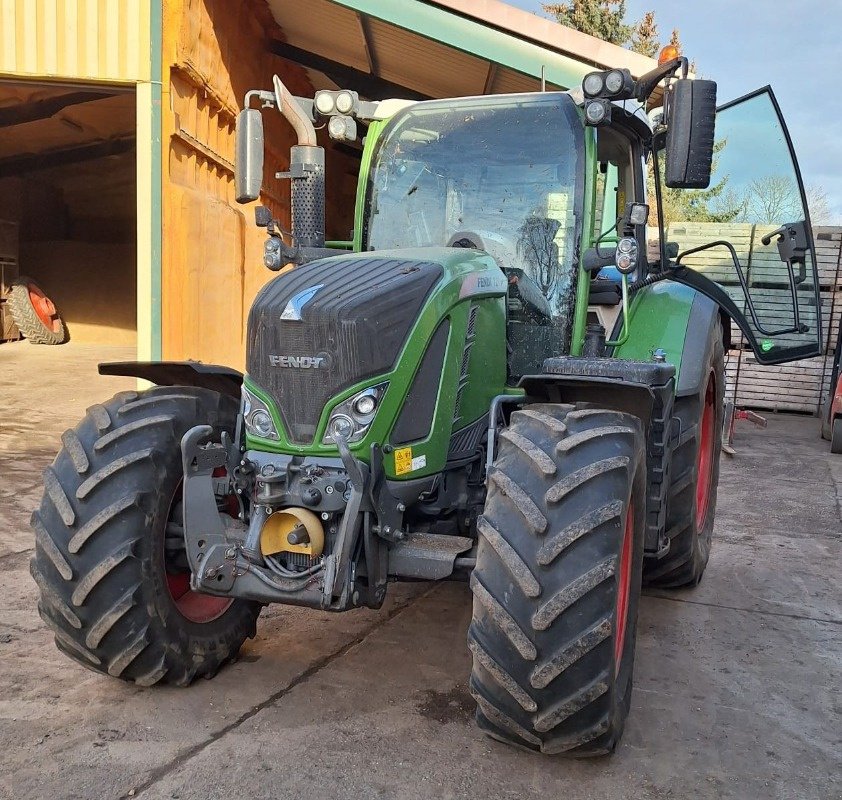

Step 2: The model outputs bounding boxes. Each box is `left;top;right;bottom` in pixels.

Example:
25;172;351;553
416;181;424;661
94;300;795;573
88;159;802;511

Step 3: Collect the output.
31;57;822;755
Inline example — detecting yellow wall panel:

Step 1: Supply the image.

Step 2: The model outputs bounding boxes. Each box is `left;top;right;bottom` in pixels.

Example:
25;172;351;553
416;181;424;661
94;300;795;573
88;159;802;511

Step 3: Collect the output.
0;0;149;83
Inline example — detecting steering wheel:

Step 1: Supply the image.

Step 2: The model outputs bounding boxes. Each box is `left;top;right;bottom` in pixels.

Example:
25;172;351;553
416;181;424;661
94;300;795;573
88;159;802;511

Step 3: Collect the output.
447;230;552;322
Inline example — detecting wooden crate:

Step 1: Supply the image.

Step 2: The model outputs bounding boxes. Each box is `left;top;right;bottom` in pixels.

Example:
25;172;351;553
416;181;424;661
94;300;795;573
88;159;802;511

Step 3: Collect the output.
815;227;842;290
667;223;842;356
725;350;830;414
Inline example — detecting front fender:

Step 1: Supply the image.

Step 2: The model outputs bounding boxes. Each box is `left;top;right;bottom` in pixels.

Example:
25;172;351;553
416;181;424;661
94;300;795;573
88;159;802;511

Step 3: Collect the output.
612;281;726;397
98;361;243;399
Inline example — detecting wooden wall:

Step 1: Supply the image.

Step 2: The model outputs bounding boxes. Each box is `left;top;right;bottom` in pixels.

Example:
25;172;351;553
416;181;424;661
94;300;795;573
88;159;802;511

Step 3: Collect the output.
161;0;359;369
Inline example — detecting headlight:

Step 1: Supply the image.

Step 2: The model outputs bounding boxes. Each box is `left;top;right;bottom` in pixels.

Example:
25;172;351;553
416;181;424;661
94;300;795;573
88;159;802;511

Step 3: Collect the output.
242;385;280;440
353;394;377;416
263;237;283;271
323;383;388;445
584;99;611;126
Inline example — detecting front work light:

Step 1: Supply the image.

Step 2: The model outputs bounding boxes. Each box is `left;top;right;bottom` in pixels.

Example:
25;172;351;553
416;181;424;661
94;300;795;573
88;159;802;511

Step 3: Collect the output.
583;72;605;98
582;68;635;101
626;202;649;227
335;91;355;114
314;89;360;117
584;99;612;126
603;68;634;98
314;91;336;116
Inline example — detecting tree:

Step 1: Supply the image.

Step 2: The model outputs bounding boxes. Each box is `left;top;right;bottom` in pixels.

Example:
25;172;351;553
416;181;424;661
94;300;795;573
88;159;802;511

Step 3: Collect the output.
736;176;832;226
542;1;632;46
650;140;745;228
806;185;832;225
630;11;659;57
544;3;697;69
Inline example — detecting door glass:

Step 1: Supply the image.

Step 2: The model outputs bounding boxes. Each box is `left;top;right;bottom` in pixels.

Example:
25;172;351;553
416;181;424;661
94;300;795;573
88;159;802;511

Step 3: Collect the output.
662;87;821;363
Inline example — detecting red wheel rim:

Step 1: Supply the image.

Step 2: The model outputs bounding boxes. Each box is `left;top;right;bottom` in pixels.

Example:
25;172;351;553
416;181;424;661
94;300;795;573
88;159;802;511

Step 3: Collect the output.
696;374;716;529
165;471;234;624
614;499;634;672
27;284;61;333
166;571;232;624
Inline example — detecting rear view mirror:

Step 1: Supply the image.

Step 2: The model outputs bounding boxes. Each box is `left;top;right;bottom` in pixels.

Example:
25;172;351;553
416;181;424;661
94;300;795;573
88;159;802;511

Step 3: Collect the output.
235;108;264;204
665;79;717;188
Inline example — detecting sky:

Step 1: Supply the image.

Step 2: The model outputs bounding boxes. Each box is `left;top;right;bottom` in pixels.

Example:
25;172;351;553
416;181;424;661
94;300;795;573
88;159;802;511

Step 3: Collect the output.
505;0;842;223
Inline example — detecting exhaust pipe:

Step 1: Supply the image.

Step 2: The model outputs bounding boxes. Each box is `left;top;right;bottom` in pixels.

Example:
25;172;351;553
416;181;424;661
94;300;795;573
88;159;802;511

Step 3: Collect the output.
273;75;325;249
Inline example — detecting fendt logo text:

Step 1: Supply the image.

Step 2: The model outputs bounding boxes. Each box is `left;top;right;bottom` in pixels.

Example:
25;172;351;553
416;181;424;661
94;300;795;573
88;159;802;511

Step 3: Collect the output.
269;354;328;369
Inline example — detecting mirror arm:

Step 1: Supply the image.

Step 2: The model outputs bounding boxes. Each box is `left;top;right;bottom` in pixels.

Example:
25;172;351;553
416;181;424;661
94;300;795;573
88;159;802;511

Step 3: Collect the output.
244;89;276;110
634;56;688;104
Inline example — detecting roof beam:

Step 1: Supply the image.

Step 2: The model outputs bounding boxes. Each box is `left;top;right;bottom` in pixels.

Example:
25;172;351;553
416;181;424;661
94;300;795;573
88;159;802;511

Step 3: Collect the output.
0;91;113;129
355;12;380;76
0;137;135;178
482;63;498;94
268;39;430;102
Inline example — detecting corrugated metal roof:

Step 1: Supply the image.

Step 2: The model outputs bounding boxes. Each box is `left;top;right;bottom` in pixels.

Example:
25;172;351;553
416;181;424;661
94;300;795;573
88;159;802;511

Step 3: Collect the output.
266;0;370;74
264;0;658;102
366;16;490;98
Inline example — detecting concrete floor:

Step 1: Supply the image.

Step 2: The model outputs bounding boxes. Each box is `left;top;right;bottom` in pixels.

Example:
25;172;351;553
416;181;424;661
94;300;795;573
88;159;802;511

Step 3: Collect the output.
1;340;840;800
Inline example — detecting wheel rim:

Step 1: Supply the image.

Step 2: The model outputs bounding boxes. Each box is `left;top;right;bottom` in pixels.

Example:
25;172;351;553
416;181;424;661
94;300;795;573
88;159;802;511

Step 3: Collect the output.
27;284;60;333
614;499;634;672
164;475;234;624
696;373;717;529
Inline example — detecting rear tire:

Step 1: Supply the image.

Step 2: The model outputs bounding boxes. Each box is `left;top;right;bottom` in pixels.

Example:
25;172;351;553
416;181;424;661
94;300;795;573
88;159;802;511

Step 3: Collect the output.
30;386;260;685
644;319;724;587
469;404;646;756
8;277;67;345
832;418;842;454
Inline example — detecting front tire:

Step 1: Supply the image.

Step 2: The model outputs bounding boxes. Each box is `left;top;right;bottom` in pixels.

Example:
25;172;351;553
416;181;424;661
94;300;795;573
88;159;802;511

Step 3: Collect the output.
30;386;260;686
469;404;646;756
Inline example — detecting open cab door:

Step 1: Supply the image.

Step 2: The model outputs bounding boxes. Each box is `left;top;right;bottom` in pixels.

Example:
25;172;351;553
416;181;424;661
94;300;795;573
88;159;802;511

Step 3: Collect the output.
664;87;822;365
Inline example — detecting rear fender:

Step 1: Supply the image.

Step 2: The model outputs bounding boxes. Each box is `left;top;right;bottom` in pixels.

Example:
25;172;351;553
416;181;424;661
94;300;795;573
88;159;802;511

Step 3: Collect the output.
98;361;243;399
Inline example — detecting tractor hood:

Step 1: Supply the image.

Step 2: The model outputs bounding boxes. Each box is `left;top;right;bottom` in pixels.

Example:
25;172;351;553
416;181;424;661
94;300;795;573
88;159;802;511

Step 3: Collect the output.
246;251;444;443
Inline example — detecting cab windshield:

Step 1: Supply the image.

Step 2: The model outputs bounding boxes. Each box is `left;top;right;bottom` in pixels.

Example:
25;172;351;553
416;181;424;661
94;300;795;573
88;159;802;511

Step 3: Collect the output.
364;93;584;319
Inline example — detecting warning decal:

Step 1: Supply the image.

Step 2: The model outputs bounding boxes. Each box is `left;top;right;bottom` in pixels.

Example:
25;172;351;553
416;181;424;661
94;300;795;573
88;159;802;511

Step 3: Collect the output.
394;447;413;475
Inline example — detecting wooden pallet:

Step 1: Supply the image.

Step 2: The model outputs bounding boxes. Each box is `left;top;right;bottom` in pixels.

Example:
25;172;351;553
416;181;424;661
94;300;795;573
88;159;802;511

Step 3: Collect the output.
725;350;832;414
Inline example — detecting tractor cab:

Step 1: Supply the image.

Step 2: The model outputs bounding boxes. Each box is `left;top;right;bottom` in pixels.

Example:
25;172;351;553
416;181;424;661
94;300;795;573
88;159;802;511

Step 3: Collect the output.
362;92;583;377
236;59;823;372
